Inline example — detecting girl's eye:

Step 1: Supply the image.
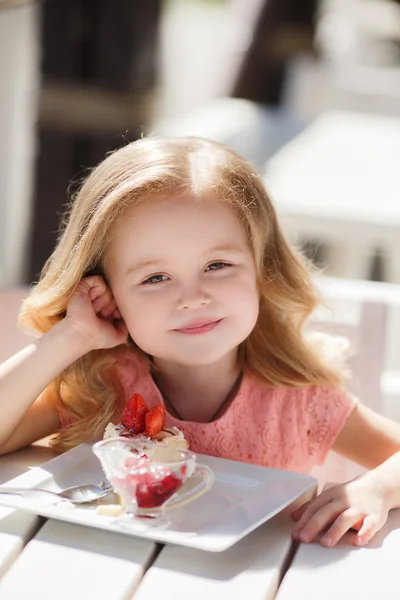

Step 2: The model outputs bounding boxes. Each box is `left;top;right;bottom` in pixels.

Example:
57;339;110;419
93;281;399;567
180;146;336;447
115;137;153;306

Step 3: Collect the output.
142;274;169;285
205;262;231;271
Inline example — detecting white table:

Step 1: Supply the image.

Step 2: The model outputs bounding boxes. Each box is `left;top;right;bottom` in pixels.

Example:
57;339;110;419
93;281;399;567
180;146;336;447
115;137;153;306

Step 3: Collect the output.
1;445;400;599
264;111;400;282
276;509;400;600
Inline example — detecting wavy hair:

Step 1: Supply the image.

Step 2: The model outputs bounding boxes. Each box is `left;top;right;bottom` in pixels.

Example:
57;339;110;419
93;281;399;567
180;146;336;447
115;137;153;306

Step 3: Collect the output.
19;136;343;451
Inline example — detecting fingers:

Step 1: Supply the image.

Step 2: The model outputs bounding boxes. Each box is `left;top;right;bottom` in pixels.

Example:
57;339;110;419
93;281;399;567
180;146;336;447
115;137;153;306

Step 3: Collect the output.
291;491;334;535
354;514;384;547
318;509;366;547
79;276;120;320
292;503;385;548
79;275;107;300
94;297;117;319
291;501;310;521
292;500;345;544
291;479;388;549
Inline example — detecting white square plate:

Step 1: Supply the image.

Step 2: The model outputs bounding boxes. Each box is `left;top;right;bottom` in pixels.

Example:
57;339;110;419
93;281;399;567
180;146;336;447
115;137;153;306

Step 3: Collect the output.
0;443;316;552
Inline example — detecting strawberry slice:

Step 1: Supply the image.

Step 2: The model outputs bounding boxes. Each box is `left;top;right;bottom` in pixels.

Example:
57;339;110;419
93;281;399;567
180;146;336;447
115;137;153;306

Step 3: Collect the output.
145;405;166;438
121;393;149;434
136;473;182;508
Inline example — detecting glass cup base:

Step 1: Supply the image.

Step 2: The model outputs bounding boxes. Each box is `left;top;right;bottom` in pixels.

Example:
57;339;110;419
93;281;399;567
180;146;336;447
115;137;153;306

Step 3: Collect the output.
119;508;171;529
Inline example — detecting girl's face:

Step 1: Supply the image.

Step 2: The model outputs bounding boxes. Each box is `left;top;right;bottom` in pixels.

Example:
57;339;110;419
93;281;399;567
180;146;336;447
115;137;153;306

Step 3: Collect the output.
106;194;259;366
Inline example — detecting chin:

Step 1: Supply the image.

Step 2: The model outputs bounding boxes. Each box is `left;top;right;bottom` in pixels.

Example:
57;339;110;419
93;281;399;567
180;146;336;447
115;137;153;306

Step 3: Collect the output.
178;354;226;367
172;344;240;366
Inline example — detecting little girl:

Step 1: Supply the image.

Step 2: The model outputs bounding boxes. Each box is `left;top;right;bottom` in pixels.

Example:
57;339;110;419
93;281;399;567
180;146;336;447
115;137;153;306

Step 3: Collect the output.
1;136;400;548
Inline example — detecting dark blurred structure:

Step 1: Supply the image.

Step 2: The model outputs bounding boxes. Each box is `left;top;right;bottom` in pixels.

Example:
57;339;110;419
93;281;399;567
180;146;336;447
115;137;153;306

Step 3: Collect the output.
231;0;317;104
28;0;161;282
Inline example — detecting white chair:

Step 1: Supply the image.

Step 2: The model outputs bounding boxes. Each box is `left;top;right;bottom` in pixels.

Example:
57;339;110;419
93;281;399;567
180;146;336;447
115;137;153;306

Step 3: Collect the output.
311;275;400;485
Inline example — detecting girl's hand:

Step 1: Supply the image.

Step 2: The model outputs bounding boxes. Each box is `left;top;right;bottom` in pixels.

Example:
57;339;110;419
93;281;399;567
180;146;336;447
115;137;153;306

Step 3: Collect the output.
291;474;390;547
64;276;128;350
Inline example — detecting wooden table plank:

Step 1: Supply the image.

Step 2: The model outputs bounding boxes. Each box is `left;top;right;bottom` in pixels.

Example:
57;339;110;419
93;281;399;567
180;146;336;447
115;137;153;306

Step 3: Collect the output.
276;509;400;600
0;519;157;600
0;507;42;579
133;491;314;600
0;440;57;579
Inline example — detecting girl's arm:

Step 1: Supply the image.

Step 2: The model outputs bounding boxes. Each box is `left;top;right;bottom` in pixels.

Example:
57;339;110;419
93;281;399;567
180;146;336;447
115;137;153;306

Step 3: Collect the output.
0;276;128;455
0;321;91;454
292;403;400;547
333;402;400;468
333;402;400;509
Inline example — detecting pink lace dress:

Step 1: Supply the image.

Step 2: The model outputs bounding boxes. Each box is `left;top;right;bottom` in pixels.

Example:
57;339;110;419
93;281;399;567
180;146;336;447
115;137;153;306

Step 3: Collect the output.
104;350;357;474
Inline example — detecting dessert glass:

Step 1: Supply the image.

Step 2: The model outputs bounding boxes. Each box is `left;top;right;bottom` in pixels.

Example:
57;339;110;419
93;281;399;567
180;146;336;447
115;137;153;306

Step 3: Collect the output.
92;437;213;523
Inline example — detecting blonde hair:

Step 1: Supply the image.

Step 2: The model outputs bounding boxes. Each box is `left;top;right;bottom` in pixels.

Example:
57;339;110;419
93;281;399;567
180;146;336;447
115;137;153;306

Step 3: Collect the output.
20;136;343;451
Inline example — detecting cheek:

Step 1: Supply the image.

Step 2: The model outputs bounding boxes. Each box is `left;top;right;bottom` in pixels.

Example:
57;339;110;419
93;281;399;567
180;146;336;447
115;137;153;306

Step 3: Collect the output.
219;274;258;303
237;287;260;324
118;291;167;335
225;277;259;324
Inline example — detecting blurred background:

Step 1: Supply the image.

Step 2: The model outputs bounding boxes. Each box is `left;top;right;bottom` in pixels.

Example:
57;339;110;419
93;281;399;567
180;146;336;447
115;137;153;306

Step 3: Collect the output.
1;0;400;473
2;0;400;286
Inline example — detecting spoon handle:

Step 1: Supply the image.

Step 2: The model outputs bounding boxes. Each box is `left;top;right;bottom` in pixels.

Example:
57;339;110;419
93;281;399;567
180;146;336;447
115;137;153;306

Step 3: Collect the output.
0;486;59;500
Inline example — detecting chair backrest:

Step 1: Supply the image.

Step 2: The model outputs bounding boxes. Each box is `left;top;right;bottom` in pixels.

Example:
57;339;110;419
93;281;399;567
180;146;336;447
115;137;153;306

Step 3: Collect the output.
315;275;400;392
309;300;387;415
0;287;32;363
310;276;400;485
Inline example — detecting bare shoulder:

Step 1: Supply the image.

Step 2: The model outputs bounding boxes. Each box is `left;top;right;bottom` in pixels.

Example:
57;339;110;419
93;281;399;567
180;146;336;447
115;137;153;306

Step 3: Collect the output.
333;402;400;468
0;391;60;455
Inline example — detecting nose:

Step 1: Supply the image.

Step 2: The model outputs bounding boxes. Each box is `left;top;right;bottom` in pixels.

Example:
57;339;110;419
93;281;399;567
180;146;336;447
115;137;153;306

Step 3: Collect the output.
177;283;210;311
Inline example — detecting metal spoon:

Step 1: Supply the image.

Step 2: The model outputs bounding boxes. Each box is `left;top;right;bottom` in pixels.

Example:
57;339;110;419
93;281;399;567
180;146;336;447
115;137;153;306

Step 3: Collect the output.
0;481;113;505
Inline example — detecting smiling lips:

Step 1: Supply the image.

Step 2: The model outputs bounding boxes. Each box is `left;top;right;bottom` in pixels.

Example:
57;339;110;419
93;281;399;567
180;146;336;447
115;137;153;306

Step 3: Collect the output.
174;318;223;335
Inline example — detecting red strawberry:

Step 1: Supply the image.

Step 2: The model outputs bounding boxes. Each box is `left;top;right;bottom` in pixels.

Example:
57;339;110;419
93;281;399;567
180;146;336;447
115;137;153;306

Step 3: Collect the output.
121;393;149;434
145;405;165;438
136;473;182;508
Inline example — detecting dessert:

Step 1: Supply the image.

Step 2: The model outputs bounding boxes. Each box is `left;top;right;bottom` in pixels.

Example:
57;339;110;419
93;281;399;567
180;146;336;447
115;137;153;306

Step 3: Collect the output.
113;453;185;510
103;393;188;450
93;436;213;520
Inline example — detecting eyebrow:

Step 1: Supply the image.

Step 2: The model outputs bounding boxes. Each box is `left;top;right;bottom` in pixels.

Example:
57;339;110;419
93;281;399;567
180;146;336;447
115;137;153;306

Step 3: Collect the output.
125;244;244;276
125;260;163;276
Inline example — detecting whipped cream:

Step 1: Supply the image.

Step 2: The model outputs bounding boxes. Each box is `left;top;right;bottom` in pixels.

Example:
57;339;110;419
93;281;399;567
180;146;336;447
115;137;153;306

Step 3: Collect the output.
103;422;188;449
